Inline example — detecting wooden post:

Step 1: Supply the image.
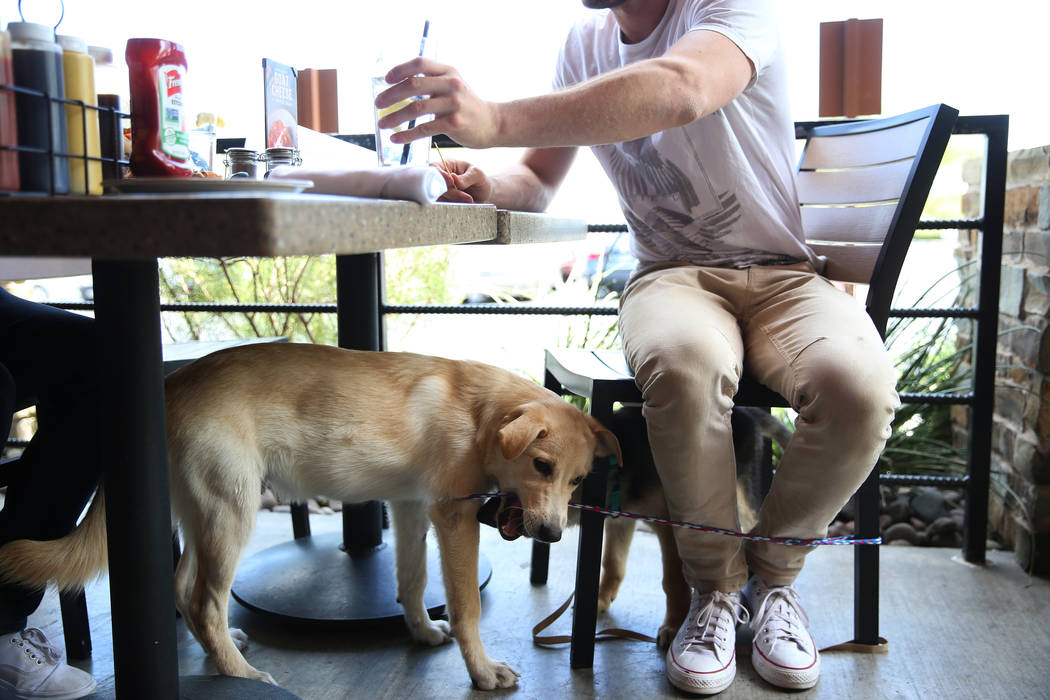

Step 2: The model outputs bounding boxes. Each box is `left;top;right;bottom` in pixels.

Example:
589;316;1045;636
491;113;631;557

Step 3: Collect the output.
297;68;339;133
819;18;883;118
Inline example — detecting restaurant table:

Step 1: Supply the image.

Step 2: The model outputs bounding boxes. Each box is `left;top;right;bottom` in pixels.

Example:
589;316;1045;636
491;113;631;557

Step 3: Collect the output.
0;191;586;700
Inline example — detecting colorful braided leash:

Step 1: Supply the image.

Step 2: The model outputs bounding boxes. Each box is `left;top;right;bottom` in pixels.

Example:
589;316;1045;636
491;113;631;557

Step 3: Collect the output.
457;492;881;547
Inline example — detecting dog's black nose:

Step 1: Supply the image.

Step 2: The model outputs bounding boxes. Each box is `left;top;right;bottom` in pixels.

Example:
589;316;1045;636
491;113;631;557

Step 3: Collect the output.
536;524;562;543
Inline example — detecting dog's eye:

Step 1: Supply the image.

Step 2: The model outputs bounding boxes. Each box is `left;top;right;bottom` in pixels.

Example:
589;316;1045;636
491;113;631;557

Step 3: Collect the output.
533;459;553;477
570;476;584;486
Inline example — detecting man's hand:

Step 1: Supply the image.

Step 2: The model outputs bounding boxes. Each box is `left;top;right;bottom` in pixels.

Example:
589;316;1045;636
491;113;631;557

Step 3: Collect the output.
375;58;500;149
434;158;492;204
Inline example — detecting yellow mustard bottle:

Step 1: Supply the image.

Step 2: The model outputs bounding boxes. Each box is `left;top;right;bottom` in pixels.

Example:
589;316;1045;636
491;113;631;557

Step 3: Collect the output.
57;34;102;194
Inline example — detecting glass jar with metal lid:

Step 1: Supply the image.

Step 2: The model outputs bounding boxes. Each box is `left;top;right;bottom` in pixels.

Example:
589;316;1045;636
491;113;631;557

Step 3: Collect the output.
223;147;258;179
259;146;301;177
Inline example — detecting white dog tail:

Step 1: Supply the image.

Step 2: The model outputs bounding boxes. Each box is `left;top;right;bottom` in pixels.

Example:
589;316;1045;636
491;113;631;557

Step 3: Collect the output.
0;485;108;592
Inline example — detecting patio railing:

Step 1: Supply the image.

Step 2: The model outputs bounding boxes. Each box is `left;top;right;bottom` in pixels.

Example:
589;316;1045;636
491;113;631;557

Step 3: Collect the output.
11;115;1007;568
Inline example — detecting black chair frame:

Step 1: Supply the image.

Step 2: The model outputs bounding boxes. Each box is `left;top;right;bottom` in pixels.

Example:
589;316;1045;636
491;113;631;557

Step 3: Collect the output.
533;103;960;669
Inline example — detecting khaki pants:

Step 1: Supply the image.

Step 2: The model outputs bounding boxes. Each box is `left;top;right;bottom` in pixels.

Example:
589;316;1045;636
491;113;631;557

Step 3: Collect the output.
618;263;899;593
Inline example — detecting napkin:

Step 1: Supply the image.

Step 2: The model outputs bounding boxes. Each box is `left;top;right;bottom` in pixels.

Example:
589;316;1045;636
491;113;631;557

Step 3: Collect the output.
267;164;448;205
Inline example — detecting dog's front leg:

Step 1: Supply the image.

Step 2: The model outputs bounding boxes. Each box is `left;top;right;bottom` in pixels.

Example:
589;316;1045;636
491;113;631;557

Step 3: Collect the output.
429;500;519;690
389;500;451;646
653;523;690;648
599;516;637;612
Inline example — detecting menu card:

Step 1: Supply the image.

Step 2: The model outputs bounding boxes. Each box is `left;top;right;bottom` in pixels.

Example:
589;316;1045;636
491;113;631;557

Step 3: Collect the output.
262;58;298;148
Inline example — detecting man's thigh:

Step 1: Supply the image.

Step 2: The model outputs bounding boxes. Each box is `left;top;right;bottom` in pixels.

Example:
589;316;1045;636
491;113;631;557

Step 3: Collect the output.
743;268;889;404
618;266;746;379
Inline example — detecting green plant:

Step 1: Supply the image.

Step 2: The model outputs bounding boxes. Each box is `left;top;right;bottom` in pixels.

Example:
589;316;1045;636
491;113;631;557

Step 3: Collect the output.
159;247;454;346
159;256;338;344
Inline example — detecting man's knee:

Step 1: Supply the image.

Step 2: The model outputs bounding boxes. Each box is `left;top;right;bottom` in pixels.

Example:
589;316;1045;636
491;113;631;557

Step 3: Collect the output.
631;337;740;408
795;337;899;434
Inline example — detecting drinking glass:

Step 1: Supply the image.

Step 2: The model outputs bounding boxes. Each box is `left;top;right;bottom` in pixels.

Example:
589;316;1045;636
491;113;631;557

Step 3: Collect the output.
371;75;432;166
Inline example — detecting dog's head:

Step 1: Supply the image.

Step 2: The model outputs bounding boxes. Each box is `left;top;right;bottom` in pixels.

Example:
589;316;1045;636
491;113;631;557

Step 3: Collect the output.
484;398;620;543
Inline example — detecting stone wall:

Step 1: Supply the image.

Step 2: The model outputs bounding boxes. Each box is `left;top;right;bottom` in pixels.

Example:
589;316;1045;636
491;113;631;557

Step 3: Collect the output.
959;145;1050;573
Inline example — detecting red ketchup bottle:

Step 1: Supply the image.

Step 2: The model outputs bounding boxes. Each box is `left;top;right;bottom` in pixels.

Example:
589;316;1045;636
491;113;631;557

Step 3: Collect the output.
125;38;192;177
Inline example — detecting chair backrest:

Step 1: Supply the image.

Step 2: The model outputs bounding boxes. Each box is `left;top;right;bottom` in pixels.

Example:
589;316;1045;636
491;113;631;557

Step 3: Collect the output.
795;103;958;337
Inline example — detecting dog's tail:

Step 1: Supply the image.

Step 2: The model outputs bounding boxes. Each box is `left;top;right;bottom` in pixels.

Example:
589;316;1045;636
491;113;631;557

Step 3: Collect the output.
0;486;108;592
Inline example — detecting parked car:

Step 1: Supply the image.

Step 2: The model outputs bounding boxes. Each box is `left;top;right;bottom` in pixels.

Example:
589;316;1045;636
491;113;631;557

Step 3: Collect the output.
450;242;572;304
560;232;636;298
7;274;94;303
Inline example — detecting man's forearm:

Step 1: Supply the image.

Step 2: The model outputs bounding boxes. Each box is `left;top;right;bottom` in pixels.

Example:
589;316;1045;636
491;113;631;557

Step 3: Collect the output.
491;55;705;149
488;163;559;212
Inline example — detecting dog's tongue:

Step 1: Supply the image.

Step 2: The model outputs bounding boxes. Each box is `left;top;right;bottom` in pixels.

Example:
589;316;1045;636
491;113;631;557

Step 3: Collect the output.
476;494;524;541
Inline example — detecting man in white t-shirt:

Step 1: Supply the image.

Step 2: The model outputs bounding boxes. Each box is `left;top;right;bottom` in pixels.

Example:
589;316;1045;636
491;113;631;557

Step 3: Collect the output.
376;0;899;694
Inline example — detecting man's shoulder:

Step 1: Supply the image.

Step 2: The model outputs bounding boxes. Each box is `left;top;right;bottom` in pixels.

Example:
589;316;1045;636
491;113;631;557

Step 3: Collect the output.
562;8;619;48
556;10;620;82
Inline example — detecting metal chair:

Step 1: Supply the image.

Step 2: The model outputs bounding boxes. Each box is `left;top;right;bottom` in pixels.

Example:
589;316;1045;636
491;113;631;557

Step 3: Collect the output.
533;103;960;669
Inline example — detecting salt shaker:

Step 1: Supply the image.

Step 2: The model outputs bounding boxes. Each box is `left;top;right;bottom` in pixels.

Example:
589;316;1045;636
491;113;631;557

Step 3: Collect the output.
259;146;301;177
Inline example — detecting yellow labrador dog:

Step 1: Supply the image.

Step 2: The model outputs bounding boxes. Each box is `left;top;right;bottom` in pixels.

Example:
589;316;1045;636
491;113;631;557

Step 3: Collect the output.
0;343;619;690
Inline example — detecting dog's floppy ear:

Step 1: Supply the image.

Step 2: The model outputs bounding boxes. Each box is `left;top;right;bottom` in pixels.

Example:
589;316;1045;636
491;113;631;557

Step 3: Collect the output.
588;416;623;468
498;404;549;460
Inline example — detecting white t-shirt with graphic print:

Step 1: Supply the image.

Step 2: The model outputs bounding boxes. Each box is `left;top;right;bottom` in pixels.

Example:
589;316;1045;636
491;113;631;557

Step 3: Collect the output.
554;0;823;272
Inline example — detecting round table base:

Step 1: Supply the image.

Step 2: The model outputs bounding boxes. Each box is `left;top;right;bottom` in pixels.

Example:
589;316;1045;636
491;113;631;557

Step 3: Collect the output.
89;675;302;699
230;532;492;624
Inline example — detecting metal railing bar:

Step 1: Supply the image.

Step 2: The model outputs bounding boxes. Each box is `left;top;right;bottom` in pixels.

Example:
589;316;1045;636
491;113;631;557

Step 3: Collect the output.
898;392;975;405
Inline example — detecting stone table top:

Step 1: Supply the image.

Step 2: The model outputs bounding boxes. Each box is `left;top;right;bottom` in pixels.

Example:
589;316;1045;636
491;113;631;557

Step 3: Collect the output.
0;193;588;259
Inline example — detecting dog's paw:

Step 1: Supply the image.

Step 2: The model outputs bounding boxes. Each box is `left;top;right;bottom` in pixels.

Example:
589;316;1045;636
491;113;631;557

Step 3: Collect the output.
471;660;520;690
410;618;452;646
657;623;678;649
229;627;249;652
598;578;623;613
250;669;277;686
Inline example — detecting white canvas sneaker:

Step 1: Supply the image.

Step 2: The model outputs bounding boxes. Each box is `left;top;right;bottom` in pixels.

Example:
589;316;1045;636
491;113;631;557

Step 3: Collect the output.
665;590;748;695
0;628;97;700
744;575;821;690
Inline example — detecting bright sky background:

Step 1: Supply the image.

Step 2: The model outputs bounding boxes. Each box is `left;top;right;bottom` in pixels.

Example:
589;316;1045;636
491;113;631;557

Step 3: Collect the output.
4;0;1047;220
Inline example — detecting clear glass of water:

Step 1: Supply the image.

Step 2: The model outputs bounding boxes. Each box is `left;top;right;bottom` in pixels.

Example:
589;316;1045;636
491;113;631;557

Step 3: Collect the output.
371;75;432;167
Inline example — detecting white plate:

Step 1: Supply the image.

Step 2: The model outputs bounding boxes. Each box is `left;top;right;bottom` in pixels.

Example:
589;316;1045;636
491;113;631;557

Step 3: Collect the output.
102;177;314;194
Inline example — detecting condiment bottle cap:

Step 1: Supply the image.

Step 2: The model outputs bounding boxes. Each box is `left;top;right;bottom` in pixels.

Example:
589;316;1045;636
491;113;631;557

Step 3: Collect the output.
87;45;113;65
6;21;55;43
56;34;87;53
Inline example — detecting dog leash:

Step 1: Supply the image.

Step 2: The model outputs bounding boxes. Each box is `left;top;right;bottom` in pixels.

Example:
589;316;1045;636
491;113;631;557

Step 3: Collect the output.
531;590;888;653
456;492;883;547
456;492;889;653
460;492;887;652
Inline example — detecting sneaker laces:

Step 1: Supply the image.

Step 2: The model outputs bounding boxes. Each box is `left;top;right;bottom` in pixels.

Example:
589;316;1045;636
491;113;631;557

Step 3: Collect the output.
684;591;749;653
12;628;64;665
750;585;812;652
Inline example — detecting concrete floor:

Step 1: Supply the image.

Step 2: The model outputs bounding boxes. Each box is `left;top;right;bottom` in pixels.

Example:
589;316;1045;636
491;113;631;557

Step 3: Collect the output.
25;509;1050;700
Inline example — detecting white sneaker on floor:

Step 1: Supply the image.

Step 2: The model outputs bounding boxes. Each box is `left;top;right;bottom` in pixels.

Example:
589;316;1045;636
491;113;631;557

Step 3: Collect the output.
744;575;821;690
0;628;96;700
665;590;748;695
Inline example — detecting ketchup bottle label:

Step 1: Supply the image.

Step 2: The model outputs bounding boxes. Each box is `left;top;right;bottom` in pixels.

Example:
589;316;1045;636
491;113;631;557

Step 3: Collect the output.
127;38;192;177
158;63;188;160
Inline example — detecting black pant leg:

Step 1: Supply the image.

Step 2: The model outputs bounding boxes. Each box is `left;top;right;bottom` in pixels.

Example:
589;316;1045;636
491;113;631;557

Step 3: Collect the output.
0;288;102;633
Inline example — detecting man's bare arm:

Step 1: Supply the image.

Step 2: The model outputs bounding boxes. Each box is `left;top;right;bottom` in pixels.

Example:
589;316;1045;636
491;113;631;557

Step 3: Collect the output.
378;29;753;150
490;147;577;211
436;146;575;211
